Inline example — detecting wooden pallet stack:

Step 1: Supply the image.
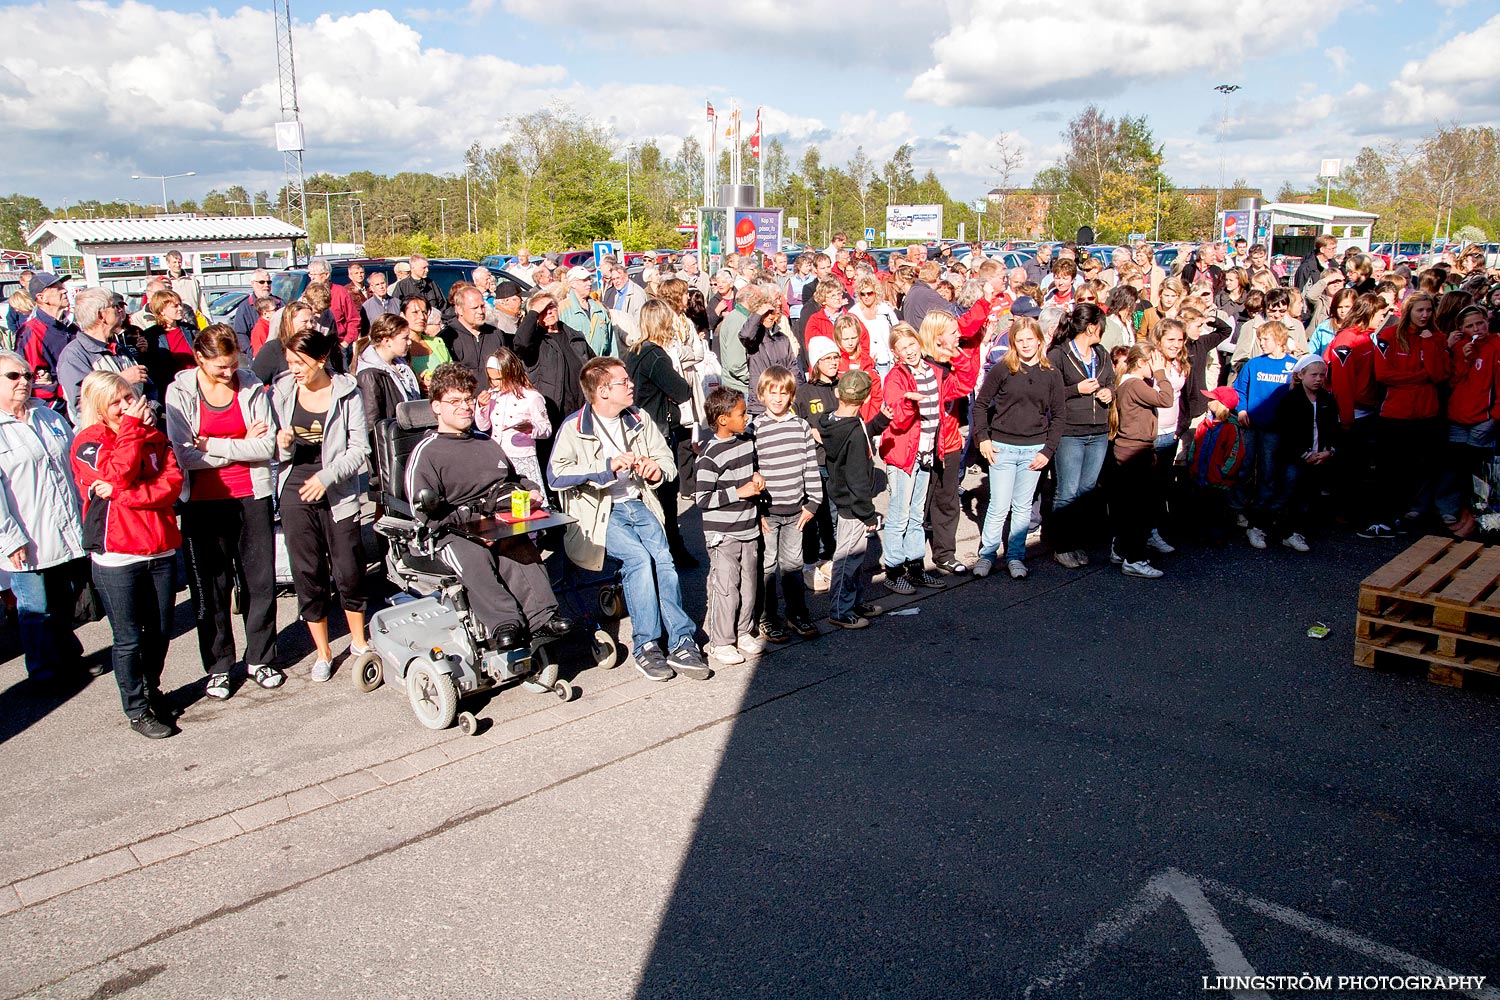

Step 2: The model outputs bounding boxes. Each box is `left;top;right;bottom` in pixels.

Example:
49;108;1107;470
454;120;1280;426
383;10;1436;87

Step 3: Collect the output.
1356;535;1500;688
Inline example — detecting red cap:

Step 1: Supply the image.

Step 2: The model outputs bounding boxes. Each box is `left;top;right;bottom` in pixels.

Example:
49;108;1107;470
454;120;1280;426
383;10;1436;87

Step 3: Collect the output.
1201;386;1239;409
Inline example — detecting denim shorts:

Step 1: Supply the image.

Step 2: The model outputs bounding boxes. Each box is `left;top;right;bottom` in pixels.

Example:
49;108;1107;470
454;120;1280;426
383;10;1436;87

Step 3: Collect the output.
1448;419;1497;449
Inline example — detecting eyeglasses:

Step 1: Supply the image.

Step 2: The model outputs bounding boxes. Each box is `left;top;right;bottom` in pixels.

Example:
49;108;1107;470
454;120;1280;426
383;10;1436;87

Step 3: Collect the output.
437;396;475;409
1;371;32;382
601;377;632;390
253;280;271;285
859;291;877;298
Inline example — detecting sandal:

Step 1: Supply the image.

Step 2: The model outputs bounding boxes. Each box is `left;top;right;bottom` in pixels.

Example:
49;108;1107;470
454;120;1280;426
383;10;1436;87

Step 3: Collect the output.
205;672;232;700
252;665;285;690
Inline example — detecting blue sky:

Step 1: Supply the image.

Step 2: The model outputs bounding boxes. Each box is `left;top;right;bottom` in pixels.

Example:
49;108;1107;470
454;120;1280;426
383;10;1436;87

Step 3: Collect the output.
1;0;1496;208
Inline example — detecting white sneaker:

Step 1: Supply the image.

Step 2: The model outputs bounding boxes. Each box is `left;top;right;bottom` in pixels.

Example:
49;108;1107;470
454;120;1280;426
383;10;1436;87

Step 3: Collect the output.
973;557;994;578
1147;529;1175;554
708;644;745;665
1110;543;1123;565
1246;527;1267;549
812;561;832;593
1282;532;1310;553
1007;560;1028;579
311;658;332;682
736;632;765;654
1025;526;1043;546
1121;559;1164;579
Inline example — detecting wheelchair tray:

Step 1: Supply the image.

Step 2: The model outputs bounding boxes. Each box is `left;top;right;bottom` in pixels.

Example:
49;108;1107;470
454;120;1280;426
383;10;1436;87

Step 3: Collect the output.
448;510;574;546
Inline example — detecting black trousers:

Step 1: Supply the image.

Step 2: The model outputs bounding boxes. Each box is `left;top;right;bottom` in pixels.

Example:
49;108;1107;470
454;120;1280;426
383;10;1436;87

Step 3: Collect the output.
280;483;369;621
183;496;277;673
1108;447;1155;564
1379;417;1444;523
92;555;175;719
661;426;693;559
437;535;557;635
925;448;962;563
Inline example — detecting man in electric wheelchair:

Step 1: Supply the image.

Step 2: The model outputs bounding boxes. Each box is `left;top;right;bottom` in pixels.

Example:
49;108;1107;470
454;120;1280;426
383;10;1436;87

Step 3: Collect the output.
404;363;577;650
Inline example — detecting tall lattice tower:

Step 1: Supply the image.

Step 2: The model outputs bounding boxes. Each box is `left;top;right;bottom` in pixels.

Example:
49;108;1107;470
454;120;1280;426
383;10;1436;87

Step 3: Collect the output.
273;0;308;246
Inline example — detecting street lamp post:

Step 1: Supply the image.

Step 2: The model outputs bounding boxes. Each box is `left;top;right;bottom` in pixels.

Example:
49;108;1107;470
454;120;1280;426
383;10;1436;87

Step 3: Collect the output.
437;198;448;252
316;189;362;250
130;171;197;213
1212;84;1241;235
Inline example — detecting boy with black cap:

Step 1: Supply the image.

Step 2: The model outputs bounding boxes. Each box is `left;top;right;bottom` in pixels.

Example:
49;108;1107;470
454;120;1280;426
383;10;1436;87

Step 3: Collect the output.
819;369;890;629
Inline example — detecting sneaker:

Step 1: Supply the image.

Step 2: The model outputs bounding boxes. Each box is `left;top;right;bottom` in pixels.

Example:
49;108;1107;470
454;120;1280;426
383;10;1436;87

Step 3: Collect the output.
633;643;675;681
148;689;181;721
811;562;832;593
252;664;285;689
205;672;232;700
348;643;370;658
1282;532;1310;553
853;602;884;619
129;711;174;740
830;613;868;629
667;643;713;681
910;565;947;589
1246;527;1267;549
885;568;915;594
1358;523;1395;539
973;557;994;578
708;643;746;665
1074;549;1090;566
1234;513;1250;528
310;658;333;682
1147;529;1175;554
787;616;819;638
736;633;766;655
1007;560;1028;579
759;620;792;644
1109;543;1123;565
1026;526;1043;546
1121;559;1165;579
1053;550;1083;569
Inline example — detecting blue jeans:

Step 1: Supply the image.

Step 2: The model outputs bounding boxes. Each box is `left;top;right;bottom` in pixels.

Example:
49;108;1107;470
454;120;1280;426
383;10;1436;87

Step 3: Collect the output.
979;443;1045;561
605;500;697;656
93;556;176;719
10;559;85;678
1054;433;1108;509
882;463;930;567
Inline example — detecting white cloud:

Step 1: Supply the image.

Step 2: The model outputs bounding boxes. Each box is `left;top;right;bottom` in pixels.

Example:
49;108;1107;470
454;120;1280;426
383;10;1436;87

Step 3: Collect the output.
1379;12;1500;126
907;0;1354;107
1324;46;1350;74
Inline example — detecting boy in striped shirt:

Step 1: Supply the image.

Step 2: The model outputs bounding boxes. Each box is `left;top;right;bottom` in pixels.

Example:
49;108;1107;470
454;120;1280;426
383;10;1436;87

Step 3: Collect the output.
695;387;766;665
752;367;824;643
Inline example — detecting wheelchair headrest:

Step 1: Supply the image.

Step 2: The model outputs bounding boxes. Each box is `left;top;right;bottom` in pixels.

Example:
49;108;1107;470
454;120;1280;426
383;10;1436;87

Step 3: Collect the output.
396;400;437;431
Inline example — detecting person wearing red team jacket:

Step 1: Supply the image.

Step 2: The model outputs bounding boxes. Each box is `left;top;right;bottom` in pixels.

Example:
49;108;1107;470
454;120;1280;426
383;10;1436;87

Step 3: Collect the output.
1324;293;1391;538
1373;292;1449;529
1437;305;1500;532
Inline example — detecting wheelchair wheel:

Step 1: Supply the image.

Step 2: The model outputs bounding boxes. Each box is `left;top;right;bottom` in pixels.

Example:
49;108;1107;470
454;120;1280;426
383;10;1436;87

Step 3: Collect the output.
351;650;383;693
597;586;624;619
532;645;560;689
591;630;619;669
456;711;479;737
406;661;459;730
552;679;576;702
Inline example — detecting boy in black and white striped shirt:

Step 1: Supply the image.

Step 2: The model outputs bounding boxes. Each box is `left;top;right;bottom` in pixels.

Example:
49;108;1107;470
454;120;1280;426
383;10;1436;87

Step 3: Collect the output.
751;366;823;642
694;387;765;665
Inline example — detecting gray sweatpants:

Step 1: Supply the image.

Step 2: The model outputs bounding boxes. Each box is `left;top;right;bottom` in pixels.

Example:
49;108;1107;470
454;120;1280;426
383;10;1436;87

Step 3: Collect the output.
761;511;810;622
706;536;759;646
829;516;880;619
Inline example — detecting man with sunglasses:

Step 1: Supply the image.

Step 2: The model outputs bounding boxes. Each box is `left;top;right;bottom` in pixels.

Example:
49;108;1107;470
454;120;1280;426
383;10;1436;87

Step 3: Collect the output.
229;269;280;355
406;363;575;651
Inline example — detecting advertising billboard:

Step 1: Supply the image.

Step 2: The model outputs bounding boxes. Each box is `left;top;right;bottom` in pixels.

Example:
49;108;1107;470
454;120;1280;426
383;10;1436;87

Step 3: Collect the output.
887;204;943;241
732;208;783;261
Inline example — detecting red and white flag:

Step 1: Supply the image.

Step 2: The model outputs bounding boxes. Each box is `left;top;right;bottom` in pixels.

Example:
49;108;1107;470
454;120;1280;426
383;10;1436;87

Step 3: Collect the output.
750;107;762;160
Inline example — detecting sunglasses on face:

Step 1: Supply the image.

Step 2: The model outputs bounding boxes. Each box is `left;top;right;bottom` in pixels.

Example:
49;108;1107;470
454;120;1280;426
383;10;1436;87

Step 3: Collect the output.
1;371;32;382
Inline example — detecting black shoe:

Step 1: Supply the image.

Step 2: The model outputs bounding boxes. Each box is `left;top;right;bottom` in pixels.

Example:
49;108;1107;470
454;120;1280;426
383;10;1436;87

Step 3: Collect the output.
148;690;181;721
130;711;175;740
634;642;676;682
853;602;885;619
787;616;819;638
909;561;947;589
534;615;576;639
759;620;792;644
830;613;869;629
935;558;970;575
491;622;527;650
666;642;712;681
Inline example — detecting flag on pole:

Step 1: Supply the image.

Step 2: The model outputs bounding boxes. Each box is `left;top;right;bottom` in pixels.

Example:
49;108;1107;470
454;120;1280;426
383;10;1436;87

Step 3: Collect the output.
751;107;762;160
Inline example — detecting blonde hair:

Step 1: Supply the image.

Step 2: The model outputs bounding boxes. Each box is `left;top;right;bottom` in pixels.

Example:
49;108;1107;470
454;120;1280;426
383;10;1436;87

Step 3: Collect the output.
888;321;920;355
1003;317;1054;374
1257;319;1291;348
76;370;134;430
917;310;959;364
832;314;864;350
1151;318;1191;380
636;298;678;352
755;365;798;402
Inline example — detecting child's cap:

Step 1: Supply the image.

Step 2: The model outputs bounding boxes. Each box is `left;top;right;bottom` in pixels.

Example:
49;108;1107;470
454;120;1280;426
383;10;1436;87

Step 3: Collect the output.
807;336;840;368
836;369;873;403
1201;386;1239;409
1292;354;1327;376
485;355;504;371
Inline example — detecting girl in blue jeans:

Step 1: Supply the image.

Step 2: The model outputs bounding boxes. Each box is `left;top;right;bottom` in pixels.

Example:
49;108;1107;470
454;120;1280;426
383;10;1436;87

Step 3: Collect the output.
971;318;1066;579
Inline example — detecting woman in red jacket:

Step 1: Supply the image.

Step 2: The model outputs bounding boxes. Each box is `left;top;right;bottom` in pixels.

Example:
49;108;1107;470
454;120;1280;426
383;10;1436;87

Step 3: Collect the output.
1437;305;1500;533
1374;292;1449;529
71;370;185;740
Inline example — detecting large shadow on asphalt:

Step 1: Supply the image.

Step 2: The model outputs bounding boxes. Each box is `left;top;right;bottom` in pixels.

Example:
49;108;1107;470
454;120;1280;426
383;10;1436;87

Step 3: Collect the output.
632;538;1500;998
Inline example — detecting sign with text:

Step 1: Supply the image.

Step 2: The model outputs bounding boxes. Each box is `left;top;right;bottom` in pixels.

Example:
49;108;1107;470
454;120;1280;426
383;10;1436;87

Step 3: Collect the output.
886;204;943;241
732;207;783;261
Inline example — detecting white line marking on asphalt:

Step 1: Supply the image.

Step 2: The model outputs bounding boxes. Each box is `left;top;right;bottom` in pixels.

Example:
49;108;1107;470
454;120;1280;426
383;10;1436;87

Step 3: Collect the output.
1026;868;1498;1000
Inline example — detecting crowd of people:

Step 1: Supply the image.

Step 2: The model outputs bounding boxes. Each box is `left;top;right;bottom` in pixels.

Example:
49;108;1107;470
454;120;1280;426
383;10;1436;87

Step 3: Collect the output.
1;235;1497;739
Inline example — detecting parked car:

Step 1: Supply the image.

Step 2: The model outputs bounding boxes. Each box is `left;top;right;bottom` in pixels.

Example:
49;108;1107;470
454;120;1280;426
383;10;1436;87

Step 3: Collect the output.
207;288;252;323
271;259;484;308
